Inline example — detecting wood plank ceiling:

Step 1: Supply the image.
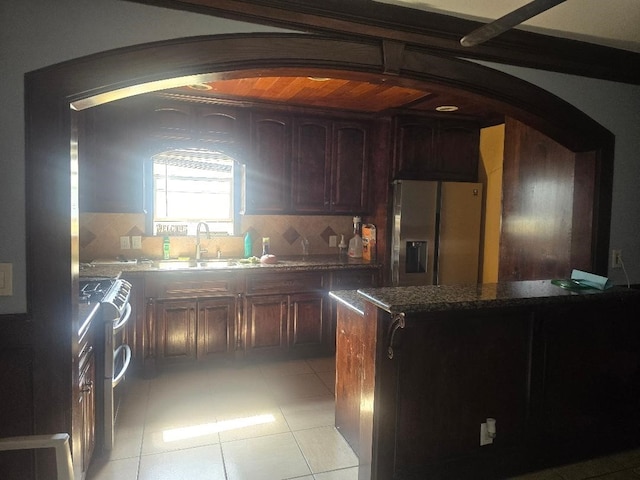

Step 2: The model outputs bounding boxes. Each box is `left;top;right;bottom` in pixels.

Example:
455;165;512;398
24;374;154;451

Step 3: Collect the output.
166;73;504;125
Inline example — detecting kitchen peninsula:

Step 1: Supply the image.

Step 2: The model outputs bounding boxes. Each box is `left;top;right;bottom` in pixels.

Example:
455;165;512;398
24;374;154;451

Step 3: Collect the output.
330;281;640;480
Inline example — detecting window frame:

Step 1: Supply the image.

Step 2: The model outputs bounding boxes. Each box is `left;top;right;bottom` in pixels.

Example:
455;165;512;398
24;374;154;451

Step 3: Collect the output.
145;145;243;237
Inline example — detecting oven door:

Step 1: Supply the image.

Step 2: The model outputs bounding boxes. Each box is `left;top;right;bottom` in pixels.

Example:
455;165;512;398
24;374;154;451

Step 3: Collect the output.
103;291;133;451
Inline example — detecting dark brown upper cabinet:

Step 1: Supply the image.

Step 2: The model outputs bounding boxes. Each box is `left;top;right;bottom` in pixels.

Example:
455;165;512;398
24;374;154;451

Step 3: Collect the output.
242;112;292;214
291;117;370;214
291;117;332;213
79;101;146;213
393;116;480;182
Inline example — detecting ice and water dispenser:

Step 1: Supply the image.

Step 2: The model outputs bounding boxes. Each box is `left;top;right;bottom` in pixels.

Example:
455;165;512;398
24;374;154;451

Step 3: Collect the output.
405;241;427;274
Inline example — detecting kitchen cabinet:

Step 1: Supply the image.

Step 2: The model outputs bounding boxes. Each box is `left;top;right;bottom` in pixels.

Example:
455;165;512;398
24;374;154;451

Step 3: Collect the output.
138;265;380;368
155;296;237;364
242;112;292;214
197;297;238;361
393;115;480;181
148;100;244;147
291;117;370;213
244;294;289;359
244;271;327;360
79;101;146;213
155;299;197;363
291;117;332;212
330;121;370;213
536;301;640;448
149;271;239;365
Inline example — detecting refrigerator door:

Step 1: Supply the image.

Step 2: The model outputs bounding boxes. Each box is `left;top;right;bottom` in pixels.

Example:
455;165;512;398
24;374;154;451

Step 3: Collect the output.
391;180;438;286
437;182;483;285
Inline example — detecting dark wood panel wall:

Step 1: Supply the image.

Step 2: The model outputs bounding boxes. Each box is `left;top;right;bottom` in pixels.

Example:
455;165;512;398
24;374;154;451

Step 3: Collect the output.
500;117;586;281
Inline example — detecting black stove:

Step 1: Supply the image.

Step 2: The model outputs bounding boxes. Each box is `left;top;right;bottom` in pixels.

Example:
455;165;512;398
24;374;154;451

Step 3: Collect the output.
79;278;115;304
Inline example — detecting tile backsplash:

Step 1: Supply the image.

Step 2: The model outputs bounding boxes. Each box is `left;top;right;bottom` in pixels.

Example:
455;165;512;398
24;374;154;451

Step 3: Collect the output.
79;213;356;262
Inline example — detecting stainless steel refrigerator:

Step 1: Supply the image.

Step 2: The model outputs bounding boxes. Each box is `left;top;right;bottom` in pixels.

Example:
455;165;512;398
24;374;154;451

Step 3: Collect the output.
391;180;483;286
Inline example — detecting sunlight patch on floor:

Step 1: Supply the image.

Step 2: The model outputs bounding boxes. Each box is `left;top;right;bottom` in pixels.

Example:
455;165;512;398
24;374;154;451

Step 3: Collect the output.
162;414;276;442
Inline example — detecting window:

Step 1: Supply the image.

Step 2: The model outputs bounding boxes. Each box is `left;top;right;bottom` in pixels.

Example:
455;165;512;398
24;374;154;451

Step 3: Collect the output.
152;149;236;236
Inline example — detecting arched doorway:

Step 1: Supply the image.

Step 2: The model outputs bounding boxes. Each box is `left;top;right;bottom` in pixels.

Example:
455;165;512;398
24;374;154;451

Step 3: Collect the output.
21;33;613;476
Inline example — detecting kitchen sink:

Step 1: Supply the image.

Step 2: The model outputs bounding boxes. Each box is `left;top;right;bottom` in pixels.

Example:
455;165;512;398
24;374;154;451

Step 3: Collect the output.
157;259;240;270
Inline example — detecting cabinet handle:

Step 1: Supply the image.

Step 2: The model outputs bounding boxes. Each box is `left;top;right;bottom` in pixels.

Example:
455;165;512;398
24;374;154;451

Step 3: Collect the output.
387;313;405;360
81;381;93;393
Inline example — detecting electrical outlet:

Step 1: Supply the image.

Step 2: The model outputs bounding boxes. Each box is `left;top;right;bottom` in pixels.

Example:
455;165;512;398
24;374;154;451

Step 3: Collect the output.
120;236;131;250
611;249;622;269
131;235;142;249
0;263;13;296
329;235;337;247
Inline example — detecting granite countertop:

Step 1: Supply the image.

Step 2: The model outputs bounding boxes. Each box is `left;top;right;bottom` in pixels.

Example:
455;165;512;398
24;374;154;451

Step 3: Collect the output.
329;290;367;315
80;254;381;279
355;280;639;315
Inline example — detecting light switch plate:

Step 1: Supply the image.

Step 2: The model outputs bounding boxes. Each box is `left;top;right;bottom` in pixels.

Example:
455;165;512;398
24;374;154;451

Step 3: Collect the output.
0;263;13;296
329;235;337;247
120;236;131;250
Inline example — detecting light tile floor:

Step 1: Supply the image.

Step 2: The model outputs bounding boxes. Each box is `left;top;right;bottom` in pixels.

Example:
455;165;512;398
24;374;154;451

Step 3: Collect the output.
88;356;640;480
87;356;358;480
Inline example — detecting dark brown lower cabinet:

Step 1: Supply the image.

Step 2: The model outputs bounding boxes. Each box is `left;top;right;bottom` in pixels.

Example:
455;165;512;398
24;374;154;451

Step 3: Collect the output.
245;294;289;359
289;292;326;356
244;291;327;360
146;267;380;367
197;297;237;361
156;299;197;363
155;297;236;364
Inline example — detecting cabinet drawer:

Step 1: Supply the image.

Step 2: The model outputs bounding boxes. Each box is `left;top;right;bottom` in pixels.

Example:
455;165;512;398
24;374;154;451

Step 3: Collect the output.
331;269;379;289
156;274;238;298
246;272;324;295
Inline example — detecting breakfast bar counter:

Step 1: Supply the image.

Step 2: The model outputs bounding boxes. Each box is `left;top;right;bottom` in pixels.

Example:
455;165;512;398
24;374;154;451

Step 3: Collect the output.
330;281;640;480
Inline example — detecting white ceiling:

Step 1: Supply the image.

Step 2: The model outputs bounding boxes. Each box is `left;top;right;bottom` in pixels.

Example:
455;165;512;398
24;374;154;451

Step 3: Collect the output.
374;0;640;53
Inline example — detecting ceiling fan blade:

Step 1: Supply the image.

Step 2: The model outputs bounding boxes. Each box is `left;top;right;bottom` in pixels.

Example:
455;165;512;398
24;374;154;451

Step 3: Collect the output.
460;0;567;47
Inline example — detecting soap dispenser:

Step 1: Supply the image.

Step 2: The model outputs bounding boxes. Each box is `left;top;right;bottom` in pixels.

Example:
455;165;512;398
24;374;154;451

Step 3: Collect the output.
338;234;347;258
348;216;363;258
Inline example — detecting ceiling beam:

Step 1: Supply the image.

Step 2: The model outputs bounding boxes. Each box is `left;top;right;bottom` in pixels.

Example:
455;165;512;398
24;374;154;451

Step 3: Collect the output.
125;0;640;85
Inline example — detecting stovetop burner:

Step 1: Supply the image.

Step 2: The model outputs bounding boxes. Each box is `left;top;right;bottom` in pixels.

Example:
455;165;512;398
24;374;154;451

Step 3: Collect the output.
79;278;115;304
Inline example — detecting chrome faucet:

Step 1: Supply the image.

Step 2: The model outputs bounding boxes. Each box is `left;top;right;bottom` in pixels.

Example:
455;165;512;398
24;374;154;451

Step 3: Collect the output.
195;222;210;261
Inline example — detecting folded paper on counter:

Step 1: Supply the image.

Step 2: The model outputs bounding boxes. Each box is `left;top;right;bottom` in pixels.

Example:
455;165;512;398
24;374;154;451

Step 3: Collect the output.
570;269;612;290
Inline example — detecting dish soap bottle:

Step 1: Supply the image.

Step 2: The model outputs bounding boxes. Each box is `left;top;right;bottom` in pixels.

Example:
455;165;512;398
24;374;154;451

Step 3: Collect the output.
338;234;347;258
244;232;252;258
348;216;363;258
162;236;170;260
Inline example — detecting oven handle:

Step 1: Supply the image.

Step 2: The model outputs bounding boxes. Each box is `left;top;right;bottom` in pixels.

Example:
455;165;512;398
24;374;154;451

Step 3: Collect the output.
113;302;132;335
112;344;131;388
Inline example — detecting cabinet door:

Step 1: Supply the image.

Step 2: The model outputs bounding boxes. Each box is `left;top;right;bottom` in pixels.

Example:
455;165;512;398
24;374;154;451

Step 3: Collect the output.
243;112;291;214
393;116;480;181
197;297;236;361
331;121;369;213
156;300;197;363
79;353;95;476
393;116;438;180
435;121;480;181
245;295;289;359
537;301;640;446
292;117;332;213
79;101;145;213
289;292;326;356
